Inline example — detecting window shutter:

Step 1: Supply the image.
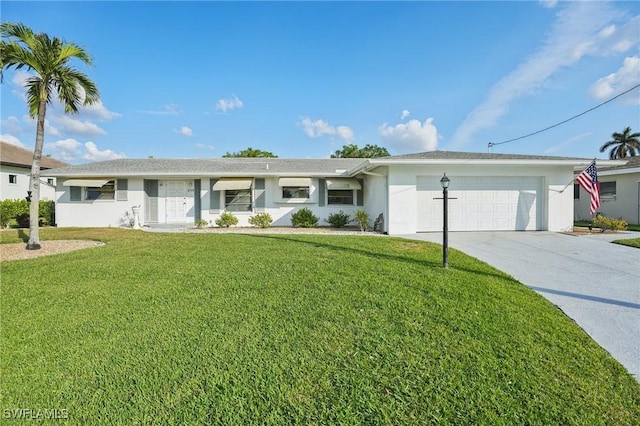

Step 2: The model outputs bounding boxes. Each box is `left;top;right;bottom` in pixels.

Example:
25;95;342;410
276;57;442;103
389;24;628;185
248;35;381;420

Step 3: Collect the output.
117;179;128;201
194;179;201;221
254;178;265;211
210;178;220;212
356;179;364;206
318;179;326;207
70;186;81;201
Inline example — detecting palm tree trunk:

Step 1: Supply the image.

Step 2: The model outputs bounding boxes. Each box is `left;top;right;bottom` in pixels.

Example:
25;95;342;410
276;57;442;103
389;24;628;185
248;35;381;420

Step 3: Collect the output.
26;99;47;250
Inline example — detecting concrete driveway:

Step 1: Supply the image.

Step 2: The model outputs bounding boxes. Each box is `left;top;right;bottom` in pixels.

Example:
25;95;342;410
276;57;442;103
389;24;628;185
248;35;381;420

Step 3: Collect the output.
399;231;640;381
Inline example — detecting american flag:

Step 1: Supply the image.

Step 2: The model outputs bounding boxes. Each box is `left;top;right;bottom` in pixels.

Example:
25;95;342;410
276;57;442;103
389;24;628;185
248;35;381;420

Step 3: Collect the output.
576;160;600;215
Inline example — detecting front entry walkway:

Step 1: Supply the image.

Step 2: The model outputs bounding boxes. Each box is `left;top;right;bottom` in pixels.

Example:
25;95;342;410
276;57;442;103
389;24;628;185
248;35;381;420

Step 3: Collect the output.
399;231;640;381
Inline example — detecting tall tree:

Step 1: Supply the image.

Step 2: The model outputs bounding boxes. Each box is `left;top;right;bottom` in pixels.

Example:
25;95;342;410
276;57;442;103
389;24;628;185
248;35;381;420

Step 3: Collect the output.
599;127;640;159
1;22;99;249
223;147;278;158
330;144;390;158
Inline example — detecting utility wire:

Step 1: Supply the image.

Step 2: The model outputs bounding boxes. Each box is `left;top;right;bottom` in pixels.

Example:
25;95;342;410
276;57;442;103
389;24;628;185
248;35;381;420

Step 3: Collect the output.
488;82;640;149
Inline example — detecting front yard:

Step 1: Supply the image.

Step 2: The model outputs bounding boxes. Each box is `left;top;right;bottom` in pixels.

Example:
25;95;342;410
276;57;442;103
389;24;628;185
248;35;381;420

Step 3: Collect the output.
1;228;639;424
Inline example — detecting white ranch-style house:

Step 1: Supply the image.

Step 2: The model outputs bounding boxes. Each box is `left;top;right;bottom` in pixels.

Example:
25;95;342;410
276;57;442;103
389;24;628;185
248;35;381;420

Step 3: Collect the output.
43;151;613;235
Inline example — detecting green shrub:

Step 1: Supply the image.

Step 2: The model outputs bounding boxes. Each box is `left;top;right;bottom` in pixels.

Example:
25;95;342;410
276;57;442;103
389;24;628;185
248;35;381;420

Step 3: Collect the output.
291;207;318;228
215;211;239;228
0;199;55;228
195;219;209;229
248;212;273;228
592;214;627;232
0;199;28;228
353;210;370;232
326;210;351;228
39;200;55;226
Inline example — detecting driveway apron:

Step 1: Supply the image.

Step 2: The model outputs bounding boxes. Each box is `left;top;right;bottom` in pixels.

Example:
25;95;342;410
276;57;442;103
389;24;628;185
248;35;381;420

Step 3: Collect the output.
399;231;640;381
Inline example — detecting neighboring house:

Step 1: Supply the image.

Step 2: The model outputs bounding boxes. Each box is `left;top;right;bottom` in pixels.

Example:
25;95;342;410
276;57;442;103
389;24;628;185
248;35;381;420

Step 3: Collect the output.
574;156;640;225
0;141;69;201
43;151;607;235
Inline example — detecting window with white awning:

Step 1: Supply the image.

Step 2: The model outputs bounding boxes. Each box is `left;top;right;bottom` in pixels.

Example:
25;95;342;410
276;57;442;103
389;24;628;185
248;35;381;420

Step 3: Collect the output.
63;179;113;187
279;177;312;199
326;179;361;190
212;178;253;191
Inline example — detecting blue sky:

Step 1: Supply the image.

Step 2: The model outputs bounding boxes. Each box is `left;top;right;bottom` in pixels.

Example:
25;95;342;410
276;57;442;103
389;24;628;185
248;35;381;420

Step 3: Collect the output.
1;1;639;163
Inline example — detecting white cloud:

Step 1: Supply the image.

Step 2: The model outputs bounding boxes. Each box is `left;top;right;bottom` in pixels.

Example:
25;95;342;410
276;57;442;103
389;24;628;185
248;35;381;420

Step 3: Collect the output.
44;139;82;161
195;143;215;151
83;141;125;161
589;56;640;105
179;126;193;137
0;134;25;147
544;132;591;154
80;100;121;121
401;109;410;120
139;104;181;115
215;96;244;113
51;115;106;138
539;0;557;9
379;117;439;153
299;117;354;142
44;139;125;162
1;116;23;134
451;2;639;148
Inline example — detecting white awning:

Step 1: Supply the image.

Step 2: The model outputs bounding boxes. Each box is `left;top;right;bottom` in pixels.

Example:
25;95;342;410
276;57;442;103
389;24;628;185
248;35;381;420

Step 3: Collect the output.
326;179;361;190
278;177;312;187
63;179;112;187
212;178;253;191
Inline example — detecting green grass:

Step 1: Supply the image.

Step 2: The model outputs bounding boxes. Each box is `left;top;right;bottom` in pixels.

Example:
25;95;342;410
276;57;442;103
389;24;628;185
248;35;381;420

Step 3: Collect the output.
2;228;639;425
612;237;640;248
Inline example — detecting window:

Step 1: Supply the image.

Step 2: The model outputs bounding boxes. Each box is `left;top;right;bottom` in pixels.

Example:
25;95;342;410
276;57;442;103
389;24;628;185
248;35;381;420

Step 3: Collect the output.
85;180;115;200
282;186;310;199
600;181;616;199
574;184;580;200
9;174;17;184
47;178;54;185
328;189;354;205
225;189;252;211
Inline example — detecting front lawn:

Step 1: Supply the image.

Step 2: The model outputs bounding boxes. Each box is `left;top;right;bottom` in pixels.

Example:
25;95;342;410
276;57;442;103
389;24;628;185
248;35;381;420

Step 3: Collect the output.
2;228;639;424
612;237;640;248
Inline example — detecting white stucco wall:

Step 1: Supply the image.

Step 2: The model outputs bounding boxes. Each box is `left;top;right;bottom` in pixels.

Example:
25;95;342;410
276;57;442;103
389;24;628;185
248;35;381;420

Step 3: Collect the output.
55;176;372;228
199;177;367;228
55;178;146;227
575;170;640;225
1;165;57;201
384;164;576;235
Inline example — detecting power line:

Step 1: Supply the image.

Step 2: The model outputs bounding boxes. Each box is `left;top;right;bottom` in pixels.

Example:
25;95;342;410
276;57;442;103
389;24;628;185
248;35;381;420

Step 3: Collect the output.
488;82;640;150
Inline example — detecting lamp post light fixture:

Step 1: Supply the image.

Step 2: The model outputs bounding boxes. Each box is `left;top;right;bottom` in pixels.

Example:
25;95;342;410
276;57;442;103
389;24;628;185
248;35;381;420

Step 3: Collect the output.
440;173;450;268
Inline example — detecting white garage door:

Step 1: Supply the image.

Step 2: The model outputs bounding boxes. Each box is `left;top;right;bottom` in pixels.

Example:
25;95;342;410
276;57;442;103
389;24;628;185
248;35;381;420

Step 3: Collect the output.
417;176;542;232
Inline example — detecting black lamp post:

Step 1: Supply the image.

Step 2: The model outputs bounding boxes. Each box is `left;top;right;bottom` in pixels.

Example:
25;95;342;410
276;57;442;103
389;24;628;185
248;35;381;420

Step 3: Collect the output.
440;173;450;268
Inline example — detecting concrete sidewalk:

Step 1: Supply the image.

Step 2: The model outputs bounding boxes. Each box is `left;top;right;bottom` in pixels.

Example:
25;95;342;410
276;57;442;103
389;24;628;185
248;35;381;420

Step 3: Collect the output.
399;231;640;381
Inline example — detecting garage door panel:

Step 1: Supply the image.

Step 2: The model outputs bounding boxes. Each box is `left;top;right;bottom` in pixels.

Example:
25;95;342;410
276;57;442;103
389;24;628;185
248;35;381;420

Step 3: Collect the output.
417;176;542;232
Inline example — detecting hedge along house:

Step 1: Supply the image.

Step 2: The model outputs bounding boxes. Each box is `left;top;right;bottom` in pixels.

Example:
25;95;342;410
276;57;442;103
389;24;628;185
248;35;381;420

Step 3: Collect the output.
42;151;610;234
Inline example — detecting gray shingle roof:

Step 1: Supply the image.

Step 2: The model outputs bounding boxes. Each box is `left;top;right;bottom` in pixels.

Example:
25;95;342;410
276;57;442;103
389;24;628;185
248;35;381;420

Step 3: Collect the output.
380;150;589;161
597;155;640;171
42;158;366;177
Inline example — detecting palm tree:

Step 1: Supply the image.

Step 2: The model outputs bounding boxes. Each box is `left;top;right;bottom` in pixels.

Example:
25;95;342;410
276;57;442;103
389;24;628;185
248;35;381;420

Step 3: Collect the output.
1;22;99;249
599;127;640;160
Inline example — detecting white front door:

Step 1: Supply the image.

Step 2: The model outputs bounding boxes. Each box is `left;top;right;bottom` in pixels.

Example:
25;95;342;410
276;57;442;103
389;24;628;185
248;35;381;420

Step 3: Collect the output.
162;180;194;223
